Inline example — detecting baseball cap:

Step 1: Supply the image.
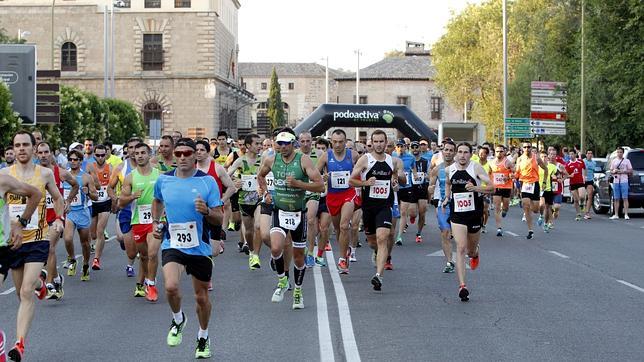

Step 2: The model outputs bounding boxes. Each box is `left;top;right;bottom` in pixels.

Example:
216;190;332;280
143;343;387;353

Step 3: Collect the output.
419;140;429;145
396;139;405;146
410;141;420;147
69;142;82;152
276;132;296;143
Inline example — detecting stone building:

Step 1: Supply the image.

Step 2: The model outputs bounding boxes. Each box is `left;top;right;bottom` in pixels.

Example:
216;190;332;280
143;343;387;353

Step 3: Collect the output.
0;0;252;139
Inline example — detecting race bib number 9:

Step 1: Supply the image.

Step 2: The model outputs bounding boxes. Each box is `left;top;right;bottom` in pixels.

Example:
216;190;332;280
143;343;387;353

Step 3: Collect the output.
138;204;152;225
266;172;275;191
330;171;350;189
278;210;301;231
241;174;258;192
369;180;391;199
454;192;475;213
9;204;39;230
46;192;54;209
64;188;82;207
521;182;535;194
97;186;109;202
169;221;199;249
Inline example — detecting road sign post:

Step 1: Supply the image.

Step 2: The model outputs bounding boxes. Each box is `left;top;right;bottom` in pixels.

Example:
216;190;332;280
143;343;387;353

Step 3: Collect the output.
530;81;567;136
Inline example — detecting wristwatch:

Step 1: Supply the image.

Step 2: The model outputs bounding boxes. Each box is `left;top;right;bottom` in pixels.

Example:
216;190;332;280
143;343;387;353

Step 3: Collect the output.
17;215;29;228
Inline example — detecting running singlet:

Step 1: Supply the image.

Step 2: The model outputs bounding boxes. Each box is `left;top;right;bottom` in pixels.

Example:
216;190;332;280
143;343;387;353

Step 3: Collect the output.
154;169;222;256
90;162;112;203
448;162;483;217
205;161;225;198
271;152;308;211
155;155;176;172
399;152;415;189
565;160;585;185
435;163;447;200
539;163;558;192
64;171;87;211
6;165;48;243
584;159;596;182
117;160;135;211
516;154;540;183
304;150;320;198
0;198;8;247
213;148;230;166
46;166;64;223
327;149;353;193
131;168;160;225
490;158;513;189
237;157;261;205
412;157;430;185
361;153;395;209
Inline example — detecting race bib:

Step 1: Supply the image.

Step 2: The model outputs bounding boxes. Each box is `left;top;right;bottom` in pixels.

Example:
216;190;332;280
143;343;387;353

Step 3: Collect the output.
266;172;275;191
411;172;425;185
552;182;559;192
169;221;199;249
97;186;109;202
330;171;350;189
521;182;535;194
8;204;39;230
64;188;82;207
369;180;391;199
454;192;475;213
404;172;411;185
241;174;258;192
46;192;54;209
493;173;506;185
138;204;152;225
278;210;301;231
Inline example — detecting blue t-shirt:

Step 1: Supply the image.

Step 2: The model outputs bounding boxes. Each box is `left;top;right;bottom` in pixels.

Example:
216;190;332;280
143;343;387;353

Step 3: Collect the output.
81;156;96;172
399;152;416;189
584;159;596;181
154;169;222;256
64;171;87;211
421;151;433;161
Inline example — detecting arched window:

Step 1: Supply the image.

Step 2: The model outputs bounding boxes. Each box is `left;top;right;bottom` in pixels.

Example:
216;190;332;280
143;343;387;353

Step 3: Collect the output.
142;102;163;133
61;42;77;71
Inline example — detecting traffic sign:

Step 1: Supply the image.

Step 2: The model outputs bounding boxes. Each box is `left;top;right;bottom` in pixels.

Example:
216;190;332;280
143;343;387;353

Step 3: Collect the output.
530;104;567;113
530;112;566;120
531;97;566;105
504;117;529;124
531;89;566;97
531;127;566;135
529;120;566;128
531;81;566;90
506;133;534;138
505;125;530;131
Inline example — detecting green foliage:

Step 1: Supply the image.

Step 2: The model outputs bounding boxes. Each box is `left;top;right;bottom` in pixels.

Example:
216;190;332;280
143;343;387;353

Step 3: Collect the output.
267;68;285;130
384;50;405;58
104;98;145;144
0;81;21;147
0;28;25;44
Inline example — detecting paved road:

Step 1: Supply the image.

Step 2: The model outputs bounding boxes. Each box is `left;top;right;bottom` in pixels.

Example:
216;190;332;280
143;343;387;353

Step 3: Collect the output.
1;205;643;361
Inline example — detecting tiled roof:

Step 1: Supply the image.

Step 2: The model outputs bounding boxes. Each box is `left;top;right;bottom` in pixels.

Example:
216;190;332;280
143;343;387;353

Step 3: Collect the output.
238;62;349;78
335;56;435;81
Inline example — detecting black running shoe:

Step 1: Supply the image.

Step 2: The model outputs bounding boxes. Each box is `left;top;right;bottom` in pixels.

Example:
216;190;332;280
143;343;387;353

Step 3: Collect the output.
371;274;382;291
459;285;469;302
526;230;534;240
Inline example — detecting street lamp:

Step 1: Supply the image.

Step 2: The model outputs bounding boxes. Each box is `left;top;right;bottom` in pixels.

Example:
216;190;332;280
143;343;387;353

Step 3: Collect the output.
354;49;362;140
17;29;30;41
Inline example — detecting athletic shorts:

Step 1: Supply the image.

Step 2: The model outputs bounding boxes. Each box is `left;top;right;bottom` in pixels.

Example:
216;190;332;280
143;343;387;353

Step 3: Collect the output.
230;192;240;213
494;188;511;198
362;207;392;235
397;188;415;204
305;192;320;203
317;196;328;217
6;240;49;270
207;222;224;241
91;200;111;217
520;181;541;201
436;205;451;231
542;191;555;205
0;246;10;281
585;180;594;187
553;194;563;204
570;183;585;191
162;248;213;282
413;184;429;200
240;203;259;217
132;224;153;244
271;207;307;248
67;208;91;230
612;182;629;200
118;208;133;234
326;188;359;217
260;202;273;216
450;213;482;233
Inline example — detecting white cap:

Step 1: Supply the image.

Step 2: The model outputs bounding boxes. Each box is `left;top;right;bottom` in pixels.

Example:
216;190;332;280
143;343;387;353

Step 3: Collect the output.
69;142;82;152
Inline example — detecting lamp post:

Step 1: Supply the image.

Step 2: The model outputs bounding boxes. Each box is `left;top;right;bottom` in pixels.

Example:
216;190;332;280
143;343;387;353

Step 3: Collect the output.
502;0;508;146
51;0;56;69
354;49;362;140
580;0;586;153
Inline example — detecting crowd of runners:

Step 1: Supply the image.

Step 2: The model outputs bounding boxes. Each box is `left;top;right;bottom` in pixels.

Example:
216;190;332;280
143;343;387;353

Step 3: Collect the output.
0;128;634;360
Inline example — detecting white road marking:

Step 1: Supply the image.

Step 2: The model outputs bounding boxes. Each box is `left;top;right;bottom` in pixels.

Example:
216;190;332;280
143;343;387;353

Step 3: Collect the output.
548;251;570;259
326;250;361;362
313;249;335;362
426;251;471;269
617;280;644;293
506;231;519;237
0;287;16;296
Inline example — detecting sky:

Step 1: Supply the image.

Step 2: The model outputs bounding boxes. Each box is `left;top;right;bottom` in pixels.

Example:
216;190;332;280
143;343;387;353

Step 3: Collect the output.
238;0;481;71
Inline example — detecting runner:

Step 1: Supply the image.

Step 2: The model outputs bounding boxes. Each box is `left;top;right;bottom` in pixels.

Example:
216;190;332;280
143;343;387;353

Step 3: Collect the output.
257;131;324;309
213;131;235;233
314;137;331;267
384;139;400;270
410;141;430;243
119;143;162;300
0;147;15;169
0;131;65;361
315;129;359;274
474;146;492;233
488;144;515;237
583;150;596;219
86;145;113;270
515;142;548;239
36;141;79;300
547;148;568;228
62;149;98;281
609;146;633;220
104;141;123;168
394;139;416;245
224;135;245;246
81;138;96;172
442;142;493;301
297;132;322;269
428;140;456;272
419;139;433;161
257;130;284;270
151;138;223;358
565;149;586;221
348;142;366;261
350;130;406;290
151;135;177;172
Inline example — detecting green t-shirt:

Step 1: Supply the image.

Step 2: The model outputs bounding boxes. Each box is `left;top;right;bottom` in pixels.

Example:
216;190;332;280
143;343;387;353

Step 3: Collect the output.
131;168;160;225
238;156;261;206
272;152;308;211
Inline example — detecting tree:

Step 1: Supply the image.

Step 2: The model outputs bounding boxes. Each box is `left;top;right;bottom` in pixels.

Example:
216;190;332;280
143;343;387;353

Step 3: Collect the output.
0;81;21;147
104;98;145;144
267;67;285;130
384;49;405;58
0;28;25;44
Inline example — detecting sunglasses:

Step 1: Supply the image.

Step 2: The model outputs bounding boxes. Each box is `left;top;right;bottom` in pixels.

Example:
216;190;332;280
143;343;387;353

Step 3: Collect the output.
411;145;419;149
174;150;194;158
522;146;530;149
68;158;80;162
95;154;106;157
358;151;364;154
276;141;292;146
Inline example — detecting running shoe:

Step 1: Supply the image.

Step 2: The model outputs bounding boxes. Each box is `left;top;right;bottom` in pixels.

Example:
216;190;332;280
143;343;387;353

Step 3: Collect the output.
415;233;422;243
395;237;403;246
443;261;455;273
305;254;315;268
237;241;244;252
315;256;327;267
496;228;503;237
292;287;304;310
470;255;479;270
543;223;550;233
349;250;357;263
90;243;95;254
134;283;146;297
356;241;362;248
227;222;235;231
66;259;77;276
126;265;135;277
338;259;349;274
145;284;158;302
104;230;109;239
167;313;186;347
7;339;24;362
208;281;213;291
403;224;408;233
537;215;544;226
34;269;47;300
324;243;332;251
249;254;261;270
80;265;90;281
521;214;526;222
481;225;487;234
371;274;382;291
609;215;619;220
384;257;393;270
0;329;6;362
459;285;469;302
53;274;64;300
195;337;211;359
624;214;630;220
547;222;554;230
91;257;101;271
271;276;289;303
526;230;534;240
241;242;250;255
410;216;416;224
583;214;591;220
575;214;581;221
502;209;508;218
358;224;364;232
46;283;57;300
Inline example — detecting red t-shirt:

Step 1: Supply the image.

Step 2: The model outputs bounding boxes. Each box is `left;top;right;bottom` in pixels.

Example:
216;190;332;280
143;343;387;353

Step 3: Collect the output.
565;159;585;185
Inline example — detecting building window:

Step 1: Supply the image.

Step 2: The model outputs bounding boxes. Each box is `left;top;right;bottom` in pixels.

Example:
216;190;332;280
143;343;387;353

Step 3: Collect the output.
397;96;410;106
142;102;163;132
353;95;368;104
241;82;247;89
257;102;268;109
145;0;161;8
288;82;294;90
61;42;77;71
142;34;163;71
431;97;442;120
261;82;267;90
174;0;191;8
114;0;131;8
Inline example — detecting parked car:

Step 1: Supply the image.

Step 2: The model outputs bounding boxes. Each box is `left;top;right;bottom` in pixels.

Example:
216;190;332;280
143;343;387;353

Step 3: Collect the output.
592;148;644;214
